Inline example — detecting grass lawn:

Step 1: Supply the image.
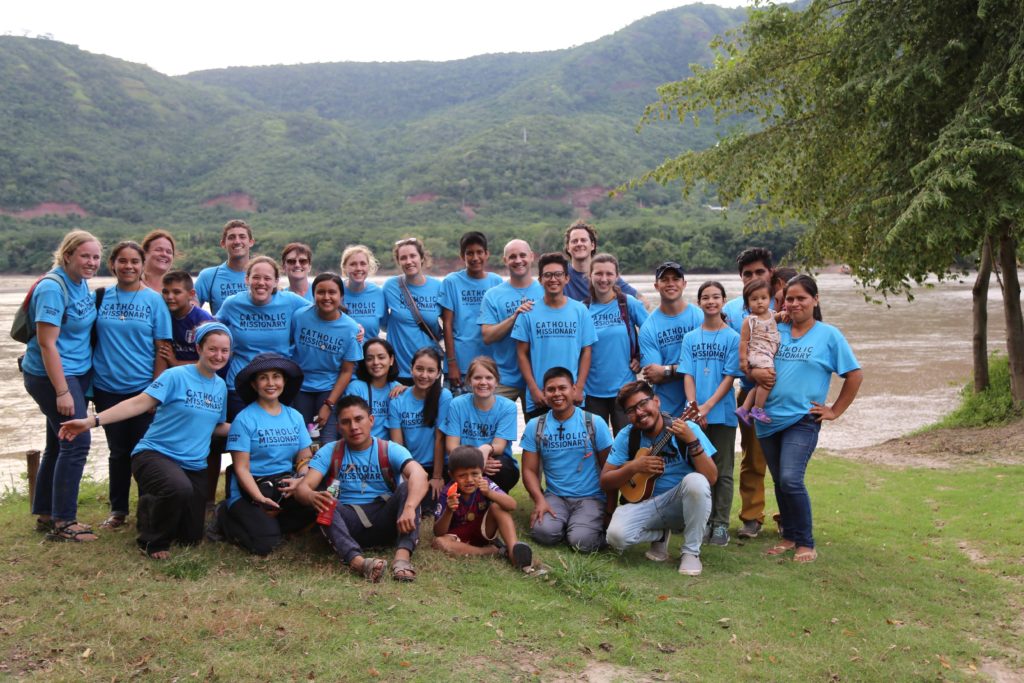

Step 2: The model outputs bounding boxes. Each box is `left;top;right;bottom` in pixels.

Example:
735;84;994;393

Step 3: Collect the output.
0;453;1021;681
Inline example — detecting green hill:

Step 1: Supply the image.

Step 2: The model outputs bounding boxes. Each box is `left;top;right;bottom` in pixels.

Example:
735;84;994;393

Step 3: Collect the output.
0;4;803;274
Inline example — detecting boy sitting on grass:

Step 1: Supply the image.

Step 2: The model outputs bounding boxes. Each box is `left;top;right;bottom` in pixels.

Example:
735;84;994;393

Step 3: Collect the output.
433;445;533;570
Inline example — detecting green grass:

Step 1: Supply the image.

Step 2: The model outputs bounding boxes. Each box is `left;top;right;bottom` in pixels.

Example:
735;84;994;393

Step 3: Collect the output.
926;354;1022;430
1;456;1021;681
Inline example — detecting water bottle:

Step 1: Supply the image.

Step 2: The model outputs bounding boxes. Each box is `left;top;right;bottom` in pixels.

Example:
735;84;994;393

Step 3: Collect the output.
307;423;321;455
316;478;340;526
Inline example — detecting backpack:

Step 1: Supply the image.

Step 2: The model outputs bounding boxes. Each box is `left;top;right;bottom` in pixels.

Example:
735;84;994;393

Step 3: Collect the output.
10;273;69;343
534;410;598;463
328;437;395;492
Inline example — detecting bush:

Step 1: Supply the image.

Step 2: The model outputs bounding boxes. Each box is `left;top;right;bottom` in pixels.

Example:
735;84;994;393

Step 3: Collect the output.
933;353;1021;429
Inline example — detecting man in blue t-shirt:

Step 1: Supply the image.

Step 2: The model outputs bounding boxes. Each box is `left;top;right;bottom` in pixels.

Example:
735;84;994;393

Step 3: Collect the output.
295;396;428;582
521;367;614;552
440;231;503;390
600;381;717;577
478;239;544;412
562;219;640;302
512;252;597;420
194;219;254;315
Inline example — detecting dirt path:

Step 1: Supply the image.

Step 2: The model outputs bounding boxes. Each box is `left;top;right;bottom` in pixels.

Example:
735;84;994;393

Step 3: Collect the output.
827;420;1024;469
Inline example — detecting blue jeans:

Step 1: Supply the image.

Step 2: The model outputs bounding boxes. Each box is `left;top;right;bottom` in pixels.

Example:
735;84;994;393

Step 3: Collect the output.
94;389;153;517
758;415;821;549
23;371;92;521
291;390;338;444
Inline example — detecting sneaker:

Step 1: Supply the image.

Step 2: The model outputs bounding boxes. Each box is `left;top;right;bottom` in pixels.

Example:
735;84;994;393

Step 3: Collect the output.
750;407;772;424
709;525;730;547
678;553;703;576
702;524;712;544
734;406;752;426
737;519;762;539
645;530;671;562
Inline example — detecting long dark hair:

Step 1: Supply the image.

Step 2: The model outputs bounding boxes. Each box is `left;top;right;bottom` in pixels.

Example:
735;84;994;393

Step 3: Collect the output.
697;280;728;322
410;346;444;427
356;337;398;384
312;272;348;313
784;274;823;321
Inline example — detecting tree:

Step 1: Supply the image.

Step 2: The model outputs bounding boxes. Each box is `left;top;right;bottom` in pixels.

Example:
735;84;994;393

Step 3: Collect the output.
633;0;1024;403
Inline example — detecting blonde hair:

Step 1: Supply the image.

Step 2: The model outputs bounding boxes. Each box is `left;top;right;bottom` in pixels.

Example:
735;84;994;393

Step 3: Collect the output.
53;230;101;269
340;244;380;276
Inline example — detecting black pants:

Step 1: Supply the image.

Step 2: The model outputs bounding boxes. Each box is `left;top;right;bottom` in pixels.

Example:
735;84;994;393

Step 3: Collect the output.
488;453;521;493
94;389;153;516
132;450;207;554
584;395;629;435
223;497;315;556
322;482;420;563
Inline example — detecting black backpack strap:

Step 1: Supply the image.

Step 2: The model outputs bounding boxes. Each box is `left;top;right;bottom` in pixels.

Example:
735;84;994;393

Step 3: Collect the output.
91;287;106;347
534;413;547;458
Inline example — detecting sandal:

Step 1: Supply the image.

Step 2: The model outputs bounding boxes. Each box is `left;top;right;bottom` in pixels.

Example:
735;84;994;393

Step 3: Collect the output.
47;521;98;543
391;558;417;583
100;514;127;530
794;549;818;564
765;542;795;556
139;546;171;560
355;557;387;583
35;517;54;533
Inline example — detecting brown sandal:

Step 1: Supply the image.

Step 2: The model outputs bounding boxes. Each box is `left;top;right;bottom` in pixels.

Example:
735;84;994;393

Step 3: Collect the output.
355;557;387;583
765;542;795;556
100;514;127;530
47;521;98;542
391;558;417;583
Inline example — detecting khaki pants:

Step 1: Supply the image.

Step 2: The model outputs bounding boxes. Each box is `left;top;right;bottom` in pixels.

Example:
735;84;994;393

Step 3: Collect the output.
736;388;767;524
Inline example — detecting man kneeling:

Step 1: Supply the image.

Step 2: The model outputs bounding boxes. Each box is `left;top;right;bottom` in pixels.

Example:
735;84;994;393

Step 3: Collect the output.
599;381;717;576
521;367;613;552
296;396;427;582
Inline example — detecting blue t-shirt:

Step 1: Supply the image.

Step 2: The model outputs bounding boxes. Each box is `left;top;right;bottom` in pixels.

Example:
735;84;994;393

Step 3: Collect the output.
309;437;413;505
92;286;173;394
282;282;314;303
608;420;717;498
170;305;215;362
679;325;742;427
133;364;228;470
386;387;453;467
194;262;247;315
477;280;544;389
226;402;311;505
344;379;403;440
757;322;860;438
520;408;613;499
638;305;704;416
344;282;388;340
439;269;503;374
382;275;444;378
565;265;638;302
440;394;518;460
510;298;598;412
216;290;309;388
291;306;363;392
22;267;96;377
585;295;648;398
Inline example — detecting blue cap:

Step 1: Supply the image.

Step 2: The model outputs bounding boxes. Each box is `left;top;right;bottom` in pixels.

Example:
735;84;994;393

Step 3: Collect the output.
194;322;232;348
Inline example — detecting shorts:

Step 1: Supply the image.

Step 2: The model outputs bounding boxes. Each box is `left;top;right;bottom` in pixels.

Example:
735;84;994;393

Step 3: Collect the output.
445;507;495;547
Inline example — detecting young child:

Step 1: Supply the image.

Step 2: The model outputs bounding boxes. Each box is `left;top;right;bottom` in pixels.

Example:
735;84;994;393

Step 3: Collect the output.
432;446;533;570
160;270;215;366
736;279;781;425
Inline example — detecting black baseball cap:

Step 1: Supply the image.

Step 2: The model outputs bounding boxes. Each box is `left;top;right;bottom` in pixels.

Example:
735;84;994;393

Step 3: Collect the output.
655;261;685;279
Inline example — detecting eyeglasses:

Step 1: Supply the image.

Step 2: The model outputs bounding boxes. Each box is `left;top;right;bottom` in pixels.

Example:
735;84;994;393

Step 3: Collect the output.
285;258;310;266
540;271;566;280
623;396;653;416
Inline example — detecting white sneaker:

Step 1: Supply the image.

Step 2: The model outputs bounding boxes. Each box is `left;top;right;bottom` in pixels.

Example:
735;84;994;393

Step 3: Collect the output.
678;553;703;576
644;530;671;562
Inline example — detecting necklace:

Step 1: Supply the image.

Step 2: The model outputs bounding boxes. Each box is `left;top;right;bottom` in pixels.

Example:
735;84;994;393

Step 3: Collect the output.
114;285;141;321
700;324;722;376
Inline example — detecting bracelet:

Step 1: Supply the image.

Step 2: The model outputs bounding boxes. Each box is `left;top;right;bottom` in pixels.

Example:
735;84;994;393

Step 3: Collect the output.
322;398;335;409
55;388;70;398
430;477;443;481
94;414;101;428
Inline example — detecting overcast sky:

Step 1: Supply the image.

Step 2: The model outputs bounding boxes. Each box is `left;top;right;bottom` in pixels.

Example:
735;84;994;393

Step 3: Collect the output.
2;1;752;76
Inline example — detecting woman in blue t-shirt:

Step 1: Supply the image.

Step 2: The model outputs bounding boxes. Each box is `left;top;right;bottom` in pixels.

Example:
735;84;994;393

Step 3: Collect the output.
341;245;387;340
583;253;648;434
344;337;406;440
218;354;316;556
388;347;452;509
381;237;445;382
752;275;863;564
217;256;308;420
290;273;362;445
59;323;233;560
22;230;102;542
91;240;174;531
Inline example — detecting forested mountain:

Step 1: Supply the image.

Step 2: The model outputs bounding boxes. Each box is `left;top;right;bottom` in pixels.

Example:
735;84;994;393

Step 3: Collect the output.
0;4;802;274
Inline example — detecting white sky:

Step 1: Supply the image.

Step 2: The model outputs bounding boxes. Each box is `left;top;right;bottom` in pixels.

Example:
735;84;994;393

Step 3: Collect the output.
2;1;751;76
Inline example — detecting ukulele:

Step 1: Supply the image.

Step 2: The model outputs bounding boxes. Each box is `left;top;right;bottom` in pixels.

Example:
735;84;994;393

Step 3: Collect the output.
618;402;699;504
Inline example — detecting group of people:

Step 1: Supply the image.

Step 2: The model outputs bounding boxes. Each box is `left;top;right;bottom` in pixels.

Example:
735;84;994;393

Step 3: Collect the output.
20;218;862;580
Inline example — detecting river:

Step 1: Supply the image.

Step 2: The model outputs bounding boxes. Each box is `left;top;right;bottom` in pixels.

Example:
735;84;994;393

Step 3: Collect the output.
0;271;1010;491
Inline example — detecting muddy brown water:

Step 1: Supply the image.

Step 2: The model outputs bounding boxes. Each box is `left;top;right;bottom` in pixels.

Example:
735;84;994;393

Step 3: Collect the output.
0;272;1010;491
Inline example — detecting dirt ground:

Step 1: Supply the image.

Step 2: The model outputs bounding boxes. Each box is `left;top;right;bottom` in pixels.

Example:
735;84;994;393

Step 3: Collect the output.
830;420;1024;469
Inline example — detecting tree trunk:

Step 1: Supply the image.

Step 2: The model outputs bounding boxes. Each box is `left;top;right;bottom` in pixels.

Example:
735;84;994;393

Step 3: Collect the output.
996;222;1024;404
972;237;993;392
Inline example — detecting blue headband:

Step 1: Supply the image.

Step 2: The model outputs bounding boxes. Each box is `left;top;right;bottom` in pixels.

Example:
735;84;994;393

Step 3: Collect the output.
194;322;232;348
